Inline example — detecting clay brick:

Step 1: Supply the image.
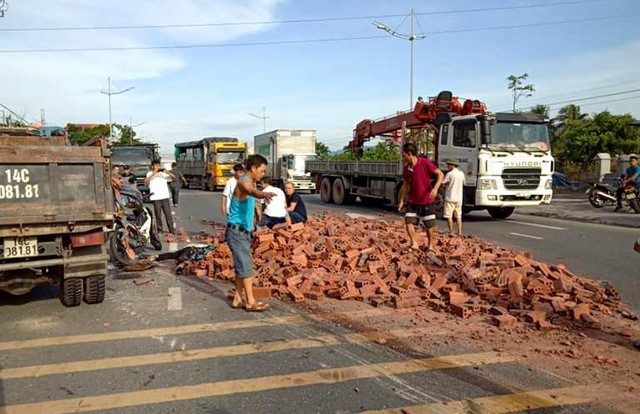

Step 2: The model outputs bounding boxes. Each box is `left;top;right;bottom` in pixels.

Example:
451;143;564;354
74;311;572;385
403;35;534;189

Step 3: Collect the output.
492;314;518;328
570;303;590;320
523;311;547;324
253;287;272;299
448;291;471;305
287;287;305;302
450;304;474;318
290;222;305;232
393;296;421;309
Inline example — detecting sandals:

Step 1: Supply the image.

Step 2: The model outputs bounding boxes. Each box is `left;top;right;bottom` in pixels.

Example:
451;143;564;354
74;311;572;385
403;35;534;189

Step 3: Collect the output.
244;302;270;312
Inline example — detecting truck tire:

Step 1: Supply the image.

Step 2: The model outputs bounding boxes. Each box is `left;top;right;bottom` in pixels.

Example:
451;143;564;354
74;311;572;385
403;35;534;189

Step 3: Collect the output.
60;277;83;307
320;178;333;203
332;178;354;205
84;276;106;304
205;176;216;192
487;206;515;219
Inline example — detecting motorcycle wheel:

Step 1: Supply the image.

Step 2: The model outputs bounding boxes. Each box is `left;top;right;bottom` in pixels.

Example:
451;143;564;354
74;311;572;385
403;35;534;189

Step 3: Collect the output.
630;198;640;214
588;192;607;208
109;225;135;265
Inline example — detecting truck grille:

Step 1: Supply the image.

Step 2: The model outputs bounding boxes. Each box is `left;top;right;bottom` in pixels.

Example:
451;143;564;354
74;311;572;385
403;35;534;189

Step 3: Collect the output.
502;168;541;190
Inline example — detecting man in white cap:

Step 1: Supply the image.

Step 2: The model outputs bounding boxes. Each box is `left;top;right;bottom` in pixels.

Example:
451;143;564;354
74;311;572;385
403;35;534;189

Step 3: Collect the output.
443;159;465;235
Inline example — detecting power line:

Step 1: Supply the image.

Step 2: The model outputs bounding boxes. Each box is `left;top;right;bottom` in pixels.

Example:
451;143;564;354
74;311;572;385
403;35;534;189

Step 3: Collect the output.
0;0;608;32
1;13;636;54
516;88;640;111
575;95;640;109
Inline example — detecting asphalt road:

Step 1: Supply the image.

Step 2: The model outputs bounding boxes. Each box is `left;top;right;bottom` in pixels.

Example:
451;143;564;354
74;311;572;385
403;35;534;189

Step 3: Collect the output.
0;188;635;413
178;189;640;310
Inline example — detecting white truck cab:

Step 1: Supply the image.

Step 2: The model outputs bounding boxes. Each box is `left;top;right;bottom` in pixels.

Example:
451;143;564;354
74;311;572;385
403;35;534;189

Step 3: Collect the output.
437;112;554;219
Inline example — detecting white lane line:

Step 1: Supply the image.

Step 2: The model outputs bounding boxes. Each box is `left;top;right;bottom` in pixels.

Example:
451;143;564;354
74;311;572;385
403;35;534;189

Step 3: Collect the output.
509;220;567;231
508;232;543;240
167;287;183;311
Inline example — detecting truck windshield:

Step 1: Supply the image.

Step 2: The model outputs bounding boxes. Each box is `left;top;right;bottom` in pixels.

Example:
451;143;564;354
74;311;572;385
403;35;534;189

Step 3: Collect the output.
489;122;550;152
111;148;152;165
216;152;245;164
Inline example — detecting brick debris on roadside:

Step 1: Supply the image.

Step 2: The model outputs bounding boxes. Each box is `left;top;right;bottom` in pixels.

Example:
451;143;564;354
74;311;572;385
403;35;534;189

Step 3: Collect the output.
174;213;633;330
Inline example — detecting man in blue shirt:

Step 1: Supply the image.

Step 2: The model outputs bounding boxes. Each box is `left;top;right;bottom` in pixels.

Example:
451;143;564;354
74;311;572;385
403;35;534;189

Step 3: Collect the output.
226;154;274;312
616;155;640;211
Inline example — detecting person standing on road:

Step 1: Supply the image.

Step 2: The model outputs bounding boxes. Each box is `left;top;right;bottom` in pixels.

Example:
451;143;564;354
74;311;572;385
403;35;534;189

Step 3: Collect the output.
169;162;188;207
257;177;291;228
615;155;640;211
284;182;308;224
397;143;444;252
227;154;274;312
145;160;175;234
221;164;246;218
443;159;466;235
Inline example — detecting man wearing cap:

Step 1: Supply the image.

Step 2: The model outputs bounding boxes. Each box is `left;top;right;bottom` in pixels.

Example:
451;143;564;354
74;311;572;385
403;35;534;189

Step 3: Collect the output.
443;159;466;235
398;143;444;252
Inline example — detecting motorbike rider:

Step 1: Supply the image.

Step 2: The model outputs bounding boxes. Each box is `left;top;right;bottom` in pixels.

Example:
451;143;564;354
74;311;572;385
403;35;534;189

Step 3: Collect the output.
615;155;640;211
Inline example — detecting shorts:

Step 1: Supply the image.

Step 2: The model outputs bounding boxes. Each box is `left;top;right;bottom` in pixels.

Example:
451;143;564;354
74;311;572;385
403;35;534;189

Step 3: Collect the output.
225;226;253;278
443;201;462;219
404;203;436;228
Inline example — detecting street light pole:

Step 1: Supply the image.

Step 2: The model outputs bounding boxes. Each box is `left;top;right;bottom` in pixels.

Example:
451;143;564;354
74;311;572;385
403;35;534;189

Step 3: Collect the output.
248;106;270;133
374;9;426;110
100;76;134;139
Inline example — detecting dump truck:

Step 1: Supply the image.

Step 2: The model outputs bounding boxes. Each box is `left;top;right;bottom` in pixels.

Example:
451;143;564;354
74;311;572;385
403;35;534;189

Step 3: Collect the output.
110;144;160;195
175;137;247;191
254;129;317;192
306;91;554;219
0;127;113;306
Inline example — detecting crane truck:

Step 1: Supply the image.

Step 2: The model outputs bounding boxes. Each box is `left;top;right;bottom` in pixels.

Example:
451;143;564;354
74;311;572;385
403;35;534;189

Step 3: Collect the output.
306;91;554;219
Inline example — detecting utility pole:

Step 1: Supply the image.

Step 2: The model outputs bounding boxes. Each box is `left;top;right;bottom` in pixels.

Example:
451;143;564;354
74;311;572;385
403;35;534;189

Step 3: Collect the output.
374;9;426;110
248;106;270;133
100;77;134;139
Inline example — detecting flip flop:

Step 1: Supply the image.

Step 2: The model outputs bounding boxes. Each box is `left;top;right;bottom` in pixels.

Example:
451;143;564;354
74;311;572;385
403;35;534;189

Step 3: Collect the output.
244;302;270;312
230;296;245;309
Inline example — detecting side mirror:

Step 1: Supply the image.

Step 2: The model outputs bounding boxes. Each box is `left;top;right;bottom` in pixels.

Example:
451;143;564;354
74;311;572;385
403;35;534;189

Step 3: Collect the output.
434;112;452;127
480;119;491;145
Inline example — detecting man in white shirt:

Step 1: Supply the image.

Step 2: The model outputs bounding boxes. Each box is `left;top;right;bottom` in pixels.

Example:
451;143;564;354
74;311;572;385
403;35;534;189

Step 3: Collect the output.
145;160;175;233
257;177;291;228
443;159;466;235
221;164;245;217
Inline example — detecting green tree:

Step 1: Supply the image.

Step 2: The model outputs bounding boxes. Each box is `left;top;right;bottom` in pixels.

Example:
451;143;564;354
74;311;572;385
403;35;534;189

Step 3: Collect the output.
507;73;535;112
66;124;110;145
113;124;145;145
555;104;588;123
361;141;400;161
315;141;331;160
530;104;550;118
553;111;640;168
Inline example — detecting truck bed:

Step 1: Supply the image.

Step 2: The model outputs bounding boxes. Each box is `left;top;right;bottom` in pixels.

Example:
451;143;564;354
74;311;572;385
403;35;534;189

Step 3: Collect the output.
306;160;401;178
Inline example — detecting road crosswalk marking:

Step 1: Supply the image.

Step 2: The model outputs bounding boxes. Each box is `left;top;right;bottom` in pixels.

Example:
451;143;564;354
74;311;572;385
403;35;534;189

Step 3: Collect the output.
0;352;512;414
0;315;305;352
361;381;632;414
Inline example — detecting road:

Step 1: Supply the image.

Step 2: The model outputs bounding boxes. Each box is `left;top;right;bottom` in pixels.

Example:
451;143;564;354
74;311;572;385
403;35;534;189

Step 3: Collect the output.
0;189;636;413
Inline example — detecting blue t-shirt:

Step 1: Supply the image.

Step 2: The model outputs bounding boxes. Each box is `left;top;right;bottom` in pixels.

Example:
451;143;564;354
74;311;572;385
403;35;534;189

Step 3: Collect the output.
227;177;255;231
626;165;640;185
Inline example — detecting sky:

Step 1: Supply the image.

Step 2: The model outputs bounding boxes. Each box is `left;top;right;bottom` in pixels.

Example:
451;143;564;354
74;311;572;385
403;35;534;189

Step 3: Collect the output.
1;0;639;153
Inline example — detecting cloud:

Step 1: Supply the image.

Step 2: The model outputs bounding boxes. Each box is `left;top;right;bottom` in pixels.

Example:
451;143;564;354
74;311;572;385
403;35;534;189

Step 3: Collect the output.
0;0;282;124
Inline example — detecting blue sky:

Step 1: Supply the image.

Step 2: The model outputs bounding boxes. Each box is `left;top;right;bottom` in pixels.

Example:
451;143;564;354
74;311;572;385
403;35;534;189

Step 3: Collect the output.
1;0;639;153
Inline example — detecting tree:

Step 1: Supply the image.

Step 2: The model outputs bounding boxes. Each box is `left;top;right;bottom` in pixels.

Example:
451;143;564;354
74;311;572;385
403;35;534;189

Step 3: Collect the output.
530;104;550;118
66;124;110;145
361;141;399;161
507;73;535;112
113;124;145;146
556;104;588;123
315;141;331;160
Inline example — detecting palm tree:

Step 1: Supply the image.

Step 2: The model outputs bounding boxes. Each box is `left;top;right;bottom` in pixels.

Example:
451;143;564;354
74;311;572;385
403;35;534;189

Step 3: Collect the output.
530;104;549;118
556;104;588;123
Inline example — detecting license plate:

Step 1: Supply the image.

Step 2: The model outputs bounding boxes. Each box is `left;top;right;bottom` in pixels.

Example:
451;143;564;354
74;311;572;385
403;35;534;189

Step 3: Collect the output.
626;193;637;200
3;237;38;258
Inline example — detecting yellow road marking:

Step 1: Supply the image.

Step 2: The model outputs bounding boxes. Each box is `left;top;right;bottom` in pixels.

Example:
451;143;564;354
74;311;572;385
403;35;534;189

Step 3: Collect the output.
0;316;305;352
362;381;634;414
0;352;511;414
0;327;441;380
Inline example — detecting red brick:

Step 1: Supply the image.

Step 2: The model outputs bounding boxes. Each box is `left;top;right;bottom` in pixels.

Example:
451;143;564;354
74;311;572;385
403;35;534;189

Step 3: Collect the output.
492;314;518;328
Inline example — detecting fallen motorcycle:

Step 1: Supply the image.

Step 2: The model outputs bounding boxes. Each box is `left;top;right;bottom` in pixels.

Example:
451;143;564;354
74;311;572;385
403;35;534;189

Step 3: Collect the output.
109;185;163;265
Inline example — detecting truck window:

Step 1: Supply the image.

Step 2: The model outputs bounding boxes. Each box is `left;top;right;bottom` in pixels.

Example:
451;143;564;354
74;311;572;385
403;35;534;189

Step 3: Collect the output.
440;124;449;145
453;123;477;148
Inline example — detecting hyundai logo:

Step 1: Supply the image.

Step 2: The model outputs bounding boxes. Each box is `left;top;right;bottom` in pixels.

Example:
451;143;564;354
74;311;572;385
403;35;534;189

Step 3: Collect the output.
517;179;528;186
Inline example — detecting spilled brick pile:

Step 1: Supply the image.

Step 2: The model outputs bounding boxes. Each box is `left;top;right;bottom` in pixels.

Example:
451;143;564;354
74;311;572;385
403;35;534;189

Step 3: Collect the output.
178;213;632;329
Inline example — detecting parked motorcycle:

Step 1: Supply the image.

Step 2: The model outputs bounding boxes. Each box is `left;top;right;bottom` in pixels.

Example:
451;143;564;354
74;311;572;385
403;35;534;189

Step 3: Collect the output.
109;183;163;265
587;179;640;213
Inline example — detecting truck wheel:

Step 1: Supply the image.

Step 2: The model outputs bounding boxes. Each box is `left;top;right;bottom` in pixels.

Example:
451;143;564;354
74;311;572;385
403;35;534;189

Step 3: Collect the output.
487;206;515;219
205;176;216;192
332;178;353;205
84;276;106;304
320;178;333;203
60;277;83;307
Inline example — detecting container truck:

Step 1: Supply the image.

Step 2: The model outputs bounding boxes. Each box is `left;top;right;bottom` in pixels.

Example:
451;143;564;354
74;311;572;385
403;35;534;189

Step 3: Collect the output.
306;91;554;219
254;129;317;192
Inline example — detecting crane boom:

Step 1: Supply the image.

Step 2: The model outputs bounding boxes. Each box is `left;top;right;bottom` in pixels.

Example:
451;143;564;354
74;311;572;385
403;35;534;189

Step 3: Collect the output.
349;90;487;156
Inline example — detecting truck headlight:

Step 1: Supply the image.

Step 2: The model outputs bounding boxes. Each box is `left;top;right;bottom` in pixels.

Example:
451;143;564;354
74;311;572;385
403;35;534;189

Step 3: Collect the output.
544;179;552;190
479;179;497;190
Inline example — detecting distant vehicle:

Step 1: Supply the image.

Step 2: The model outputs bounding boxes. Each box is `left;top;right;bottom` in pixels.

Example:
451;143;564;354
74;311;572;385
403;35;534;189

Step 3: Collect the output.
0;127;113;306
175;137;247;191
110;145;160;194
254;129;317;192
